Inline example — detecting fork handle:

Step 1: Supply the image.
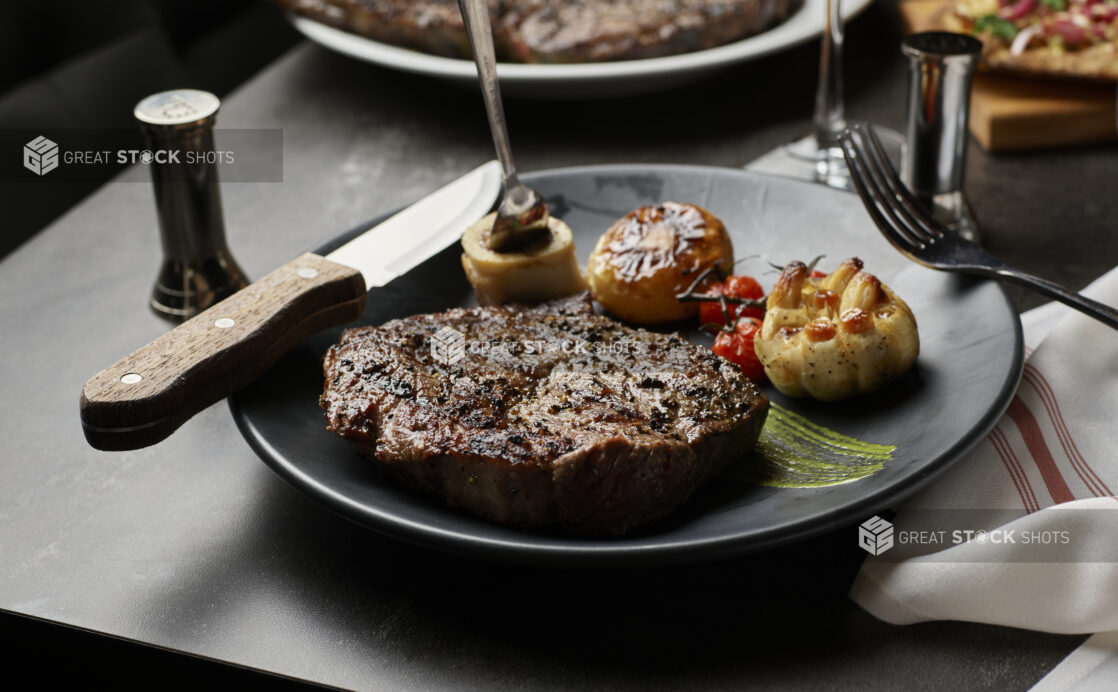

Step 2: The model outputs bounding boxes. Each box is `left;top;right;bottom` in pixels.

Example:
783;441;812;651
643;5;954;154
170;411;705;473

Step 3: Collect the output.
458;0;518;189
994;268;1118;330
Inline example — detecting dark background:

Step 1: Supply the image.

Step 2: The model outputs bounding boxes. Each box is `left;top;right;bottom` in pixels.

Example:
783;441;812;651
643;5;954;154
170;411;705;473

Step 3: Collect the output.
0;0;300;259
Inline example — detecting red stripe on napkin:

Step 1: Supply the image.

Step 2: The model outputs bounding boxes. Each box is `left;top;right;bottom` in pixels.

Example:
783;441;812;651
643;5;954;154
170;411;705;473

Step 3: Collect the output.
1005;397;1076;505
1022;365;1114;497
989;426;1040;512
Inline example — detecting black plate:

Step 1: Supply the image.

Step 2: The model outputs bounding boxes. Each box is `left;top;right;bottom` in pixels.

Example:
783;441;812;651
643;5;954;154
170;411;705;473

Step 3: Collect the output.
230;165;1023;566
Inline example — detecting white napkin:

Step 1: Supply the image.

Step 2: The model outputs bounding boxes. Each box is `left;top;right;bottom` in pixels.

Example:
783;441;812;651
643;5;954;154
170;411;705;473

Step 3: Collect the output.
1031;631;1118;692
848;265;1118;685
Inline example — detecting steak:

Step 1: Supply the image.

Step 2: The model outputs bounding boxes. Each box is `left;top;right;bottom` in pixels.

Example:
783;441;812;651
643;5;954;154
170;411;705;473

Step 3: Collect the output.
504;0;803;63
279;0;474;59
278;0;804;63
320;293;768;534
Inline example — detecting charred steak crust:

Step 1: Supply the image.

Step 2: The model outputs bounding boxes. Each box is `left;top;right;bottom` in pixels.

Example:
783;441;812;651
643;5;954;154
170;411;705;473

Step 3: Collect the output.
278;0;805;63
279;0;475;60
321;293;768;534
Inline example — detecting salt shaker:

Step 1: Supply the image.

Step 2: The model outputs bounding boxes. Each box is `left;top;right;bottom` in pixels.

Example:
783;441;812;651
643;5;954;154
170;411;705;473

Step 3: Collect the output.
900;32;983;242
134;89;248;321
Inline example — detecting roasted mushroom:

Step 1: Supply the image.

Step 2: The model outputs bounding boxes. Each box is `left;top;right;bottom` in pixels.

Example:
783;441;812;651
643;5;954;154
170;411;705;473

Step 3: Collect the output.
587;202;734;324
461;211;588;306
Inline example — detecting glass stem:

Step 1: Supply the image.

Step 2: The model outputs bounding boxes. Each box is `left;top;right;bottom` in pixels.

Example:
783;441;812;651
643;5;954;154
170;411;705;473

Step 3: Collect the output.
813;0;845;149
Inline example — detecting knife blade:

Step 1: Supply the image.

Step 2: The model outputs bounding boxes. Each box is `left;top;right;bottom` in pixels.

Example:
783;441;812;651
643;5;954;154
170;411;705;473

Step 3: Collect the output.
80;161;503;451
328;160;501;288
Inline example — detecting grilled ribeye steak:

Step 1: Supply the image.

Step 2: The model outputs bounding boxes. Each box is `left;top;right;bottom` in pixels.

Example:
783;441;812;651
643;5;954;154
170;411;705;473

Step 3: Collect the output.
279;0;804;63
320;293;768;534
505;0;803;63
280;0;473;59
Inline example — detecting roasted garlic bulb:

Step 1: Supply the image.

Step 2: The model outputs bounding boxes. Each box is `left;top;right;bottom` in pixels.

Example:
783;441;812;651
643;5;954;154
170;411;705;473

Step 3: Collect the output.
461;212;588;306
754;258;919;401
587;202;733;324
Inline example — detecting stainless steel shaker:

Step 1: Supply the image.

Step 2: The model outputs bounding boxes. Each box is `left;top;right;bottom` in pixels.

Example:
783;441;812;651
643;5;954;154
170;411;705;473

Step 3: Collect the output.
900;32;983;241
134;89;248;321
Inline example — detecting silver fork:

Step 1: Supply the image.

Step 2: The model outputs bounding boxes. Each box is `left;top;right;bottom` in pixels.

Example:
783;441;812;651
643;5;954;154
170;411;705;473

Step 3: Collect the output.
458;0;549;252
840;122;1118;331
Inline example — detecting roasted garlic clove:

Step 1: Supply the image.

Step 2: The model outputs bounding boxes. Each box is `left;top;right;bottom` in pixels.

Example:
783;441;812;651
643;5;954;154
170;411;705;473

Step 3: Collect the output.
754;258;919;401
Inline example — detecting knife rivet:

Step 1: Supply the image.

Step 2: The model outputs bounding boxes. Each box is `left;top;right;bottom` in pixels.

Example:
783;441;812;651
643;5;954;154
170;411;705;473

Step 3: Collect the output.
120;373;143;384
214;317;235;329
297;268;318;279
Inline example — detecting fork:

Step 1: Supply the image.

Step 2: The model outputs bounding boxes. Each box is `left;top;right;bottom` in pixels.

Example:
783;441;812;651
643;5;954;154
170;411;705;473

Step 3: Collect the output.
457;0;550;252
839;122;1118;331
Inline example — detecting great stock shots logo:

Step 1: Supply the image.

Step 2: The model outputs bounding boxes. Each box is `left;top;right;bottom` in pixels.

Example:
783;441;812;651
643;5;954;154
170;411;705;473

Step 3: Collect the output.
431;326;465;366
23;135;59;176
5;129;284;183
858;516;894;556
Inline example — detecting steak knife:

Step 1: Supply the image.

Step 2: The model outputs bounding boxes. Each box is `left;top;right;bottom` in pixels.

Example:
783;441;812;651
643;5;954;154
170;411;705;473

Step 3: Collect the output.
81;161;502;451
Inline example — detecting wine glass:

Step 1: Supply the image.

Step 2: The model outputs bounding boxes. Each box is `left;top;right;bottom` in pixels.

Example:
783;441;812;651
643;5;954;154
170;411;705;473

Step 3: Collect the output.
747;0;904;190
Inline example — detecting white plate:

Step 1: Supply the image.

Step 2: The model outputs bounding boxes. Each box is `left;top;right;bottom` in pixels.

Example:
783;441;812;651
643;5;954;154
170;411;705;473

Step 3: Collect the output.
288;0;875;97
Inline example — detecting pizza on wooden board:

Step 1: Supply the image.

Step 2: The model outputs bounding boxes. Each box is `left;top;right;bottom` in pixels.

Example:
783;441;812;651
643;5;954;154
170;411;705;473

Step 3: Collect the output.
927;0;1118;80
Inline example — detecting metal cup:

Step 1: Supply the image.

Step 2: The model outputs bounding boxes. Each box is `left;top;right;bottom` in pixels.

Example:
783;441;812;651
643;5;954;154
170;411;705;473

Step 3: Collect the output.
900;32;983;241
901;31;982;195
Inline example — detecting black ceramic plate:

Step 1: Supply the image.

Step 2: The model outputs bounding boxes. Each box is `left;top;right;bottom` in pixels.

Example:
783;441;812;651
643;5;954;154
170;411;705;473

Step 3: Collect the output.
230;165;1023;566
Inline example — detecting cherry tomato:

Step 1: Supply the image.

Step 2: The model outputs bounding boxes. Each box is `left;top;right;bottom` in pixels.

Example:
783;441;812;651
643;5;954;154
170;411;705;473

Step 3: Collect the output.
699;274;765;327
698;284;731;326
810;269;827;279
712;316;766;382
723;276;765;319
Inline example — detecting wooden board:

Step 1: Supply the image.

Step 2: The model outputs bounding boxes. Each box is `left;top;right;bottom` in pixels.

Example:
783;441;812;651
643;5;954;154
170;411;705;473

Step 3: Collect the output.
899;0;1117;152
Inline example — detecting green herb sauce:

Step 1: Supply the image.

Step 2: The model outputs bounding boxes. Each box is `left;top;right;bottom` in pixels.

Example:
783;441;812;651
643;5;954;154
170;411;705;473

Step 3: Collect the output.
727;404;897;488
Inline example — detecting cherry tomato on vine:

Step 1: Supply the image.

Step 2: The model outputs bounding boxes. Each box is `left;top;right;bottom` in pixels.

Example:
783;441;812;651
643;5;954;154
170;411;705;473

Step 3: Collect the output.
712;316;766;382
698;275;765;326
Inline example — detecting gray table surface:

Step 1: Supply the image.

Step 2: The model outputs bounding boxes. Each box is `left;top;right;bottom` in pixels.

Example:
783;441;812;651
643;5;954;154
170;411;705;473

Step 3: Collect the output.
3;3;1115;689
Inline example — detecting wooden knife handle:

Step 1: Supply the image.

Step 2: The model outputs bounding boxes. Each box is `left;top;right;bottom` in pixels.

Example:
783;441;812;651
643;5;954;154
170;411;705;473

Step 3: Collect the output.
80;253;367;451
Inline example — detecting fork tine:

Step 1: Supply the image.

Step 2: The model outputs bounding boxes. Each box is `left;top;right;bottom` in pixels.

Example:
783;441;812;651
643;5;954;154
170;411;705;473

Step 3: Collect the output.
846;127;1118;331
850;123;937;248
839;127;928;253
839;130;924;255
858;123;950;242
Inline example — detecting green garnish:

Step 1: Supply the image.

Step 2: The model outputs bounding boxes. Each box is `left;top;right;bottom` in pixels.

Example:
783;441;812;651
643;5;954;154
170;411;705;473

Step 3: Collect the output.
974;14;1019;42
1040;0;1066;10
725;404;898;488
